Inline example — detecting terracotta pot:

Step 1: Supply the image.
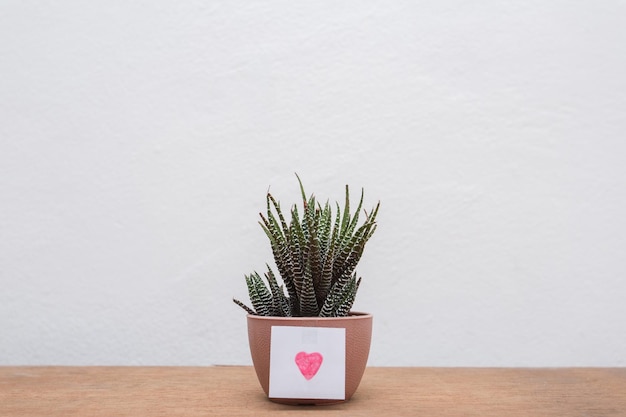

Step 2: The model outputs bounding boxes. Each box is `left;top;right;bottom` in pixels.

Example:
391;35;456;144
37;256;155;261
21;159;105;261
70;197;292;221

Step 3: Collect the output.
246;312;373;405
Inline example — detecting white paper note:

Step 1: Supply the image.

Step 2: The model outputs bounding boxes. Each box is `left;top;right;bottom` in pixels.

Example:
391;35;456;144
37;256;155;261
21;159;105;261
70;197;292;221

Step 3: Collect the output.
269;326;346;400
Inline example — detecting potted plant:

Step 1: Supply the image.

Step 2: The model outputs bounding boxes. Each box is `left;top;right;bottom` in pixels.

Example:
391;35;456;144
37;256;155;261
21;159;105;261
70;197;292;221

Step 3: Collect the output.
234;175;380;405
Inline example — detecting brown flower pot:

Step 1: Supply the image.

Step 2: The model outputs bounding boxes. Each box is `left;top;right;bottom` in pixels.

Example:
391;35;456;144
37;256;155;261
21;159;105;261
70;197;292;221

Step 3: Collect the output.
247;312;373;405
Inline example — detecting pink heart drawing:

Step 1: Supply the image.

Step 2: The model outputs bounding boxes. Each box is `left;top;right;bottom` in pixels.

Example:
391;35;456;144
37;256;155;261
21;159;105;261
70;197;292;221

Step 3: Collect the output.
295;351;323;380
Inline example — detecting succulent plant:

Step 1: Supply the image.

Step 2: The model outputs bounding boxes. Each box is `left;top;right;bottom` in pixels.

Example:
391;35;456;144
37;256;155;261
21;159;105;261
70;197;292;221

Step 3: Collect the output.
234;176;379;317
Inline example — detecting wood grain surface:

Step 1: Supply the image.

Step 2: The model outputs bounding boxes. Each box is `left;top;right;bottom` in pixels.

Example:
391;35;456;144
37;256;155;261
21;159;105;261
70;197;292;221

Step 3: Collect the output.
1;366;625;416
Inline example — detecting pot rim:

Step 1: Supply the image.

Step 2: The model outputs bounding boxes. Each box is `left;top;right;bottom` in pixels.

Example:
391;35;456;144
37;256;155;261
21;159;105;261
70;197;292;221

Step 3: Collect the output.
247;311;371;322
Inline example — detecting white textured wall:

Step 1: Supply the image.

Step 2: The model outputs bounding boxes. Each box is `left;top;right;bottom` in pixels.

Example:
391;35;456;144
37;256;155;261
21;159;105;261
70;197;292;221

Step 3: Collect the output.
2;1;625;366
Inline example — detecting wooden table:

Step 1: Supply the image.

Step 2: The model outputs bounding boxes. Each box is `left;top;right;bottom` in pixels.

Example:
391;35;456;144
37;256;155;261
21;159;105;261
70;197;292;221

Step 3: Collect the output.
1;366;625;416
